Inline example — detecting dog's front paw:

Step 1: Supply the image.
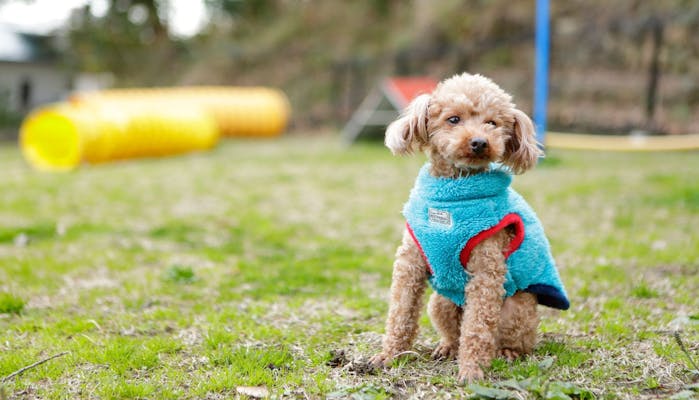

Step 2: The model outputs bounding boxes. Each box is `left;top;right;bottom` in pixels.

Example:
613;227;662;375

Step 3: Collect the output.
457;363;484;384
368;352;393;368
499;348;521;362
432;342;458;360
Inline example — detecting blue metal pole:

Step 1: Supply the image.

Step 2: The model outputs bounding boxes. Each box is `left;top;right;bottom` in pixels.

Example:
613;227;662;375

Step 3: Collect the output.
533;0;550;146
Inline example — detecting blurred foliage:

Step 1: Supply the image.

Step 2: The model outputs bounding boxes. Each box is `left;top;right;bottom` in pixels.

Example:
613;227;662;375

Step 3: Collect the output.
204;0;275;19
57;0;699;132
67;0;185;85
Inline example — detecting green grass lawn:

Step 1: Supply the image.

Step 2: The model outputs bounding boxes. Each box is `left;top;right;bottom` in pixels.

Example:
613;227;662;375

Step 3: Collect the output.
0;136;697;399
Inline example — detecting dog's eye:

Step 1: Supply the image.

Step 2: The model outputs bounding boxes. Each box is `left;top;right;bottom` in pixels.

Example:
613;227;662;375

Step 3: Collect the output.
447;116;460;125
485;120;497;127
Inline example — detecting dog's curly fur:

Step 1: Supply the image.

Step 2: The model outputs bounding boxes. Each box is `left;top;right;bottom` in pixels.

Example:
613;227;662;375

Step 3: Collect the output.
370;73;544;383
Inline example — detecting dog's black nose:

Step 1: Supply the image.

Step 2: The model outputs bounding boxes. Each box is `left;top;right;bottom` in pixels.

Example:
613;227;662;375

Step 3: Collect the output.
470;138;488;154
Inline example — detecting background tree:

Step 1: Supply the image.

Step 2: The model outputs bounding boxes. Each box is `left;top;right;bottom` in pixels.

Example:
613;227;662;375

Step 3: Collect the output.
66;0;188;86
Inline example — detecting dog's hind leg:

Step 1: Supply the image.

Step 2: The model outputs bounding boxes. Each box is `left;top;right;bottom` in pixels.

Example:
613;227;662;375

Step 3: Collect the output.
497;291;538;361
369;229;428;367
428;292;462;360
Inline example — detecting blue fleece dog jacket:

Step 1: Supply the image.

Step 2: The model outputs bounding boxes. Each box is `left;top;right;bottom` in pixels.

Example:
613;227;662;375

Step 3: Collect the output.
403;164;569;310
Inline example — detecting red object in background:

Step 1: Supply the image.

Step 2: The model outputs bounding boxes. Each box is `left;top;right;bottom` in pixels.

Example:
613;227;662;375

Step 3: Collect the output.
342;76;438;143
382;77;438;109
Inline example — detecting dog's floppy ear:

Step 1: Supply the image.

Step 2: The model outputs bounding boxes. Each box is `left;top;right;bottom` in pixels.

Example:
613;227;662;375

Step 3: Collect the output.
385;94;430;155
504;109;543;174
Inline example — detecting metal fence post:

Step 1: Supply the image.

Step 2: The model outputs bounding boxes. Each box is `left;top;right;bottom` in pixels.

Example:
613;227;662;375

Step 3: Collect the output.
534;0;550;146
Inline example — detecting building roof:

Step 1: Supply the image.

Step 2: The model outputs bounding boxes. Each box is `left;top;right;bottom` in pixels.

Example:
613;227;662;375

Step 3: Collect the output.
0;24;59;63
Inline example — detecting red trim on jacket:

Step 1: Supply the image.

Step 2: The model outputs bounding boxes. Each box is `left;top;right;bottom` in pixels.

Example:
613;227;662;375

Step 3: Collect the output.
405;222;434;275
459;213;525;270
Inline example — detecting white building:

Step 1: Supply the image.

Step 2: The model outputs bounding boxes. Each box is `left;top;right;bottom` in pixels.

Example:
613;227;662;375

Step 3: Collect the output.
0;24;68;113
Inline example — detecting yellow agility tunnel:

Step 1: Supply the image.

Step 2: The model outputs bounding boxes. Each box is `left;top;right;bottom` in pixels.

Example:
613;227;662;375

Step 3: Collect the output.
20;87;290;171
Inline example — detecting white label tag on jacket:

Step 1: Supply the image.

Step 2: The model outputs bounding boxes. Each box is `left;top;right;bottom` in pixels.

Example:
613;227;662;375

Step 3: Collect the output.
428;208;452;227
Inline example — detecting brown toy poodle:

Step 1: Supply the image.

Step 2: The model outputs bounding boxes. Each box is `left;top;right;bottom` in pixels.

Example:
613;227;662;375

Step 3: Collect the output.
370;72;569;383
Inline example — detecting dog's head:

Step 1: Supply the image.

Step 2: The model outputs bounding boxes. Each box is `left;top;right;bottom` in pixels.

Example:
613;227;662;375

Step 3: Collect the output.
385;73;542;175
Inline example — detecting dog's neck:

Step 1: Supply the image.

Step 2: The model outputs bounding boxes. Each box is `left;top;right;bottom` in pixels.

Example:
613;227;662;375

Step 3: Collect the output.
429;156;488;178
